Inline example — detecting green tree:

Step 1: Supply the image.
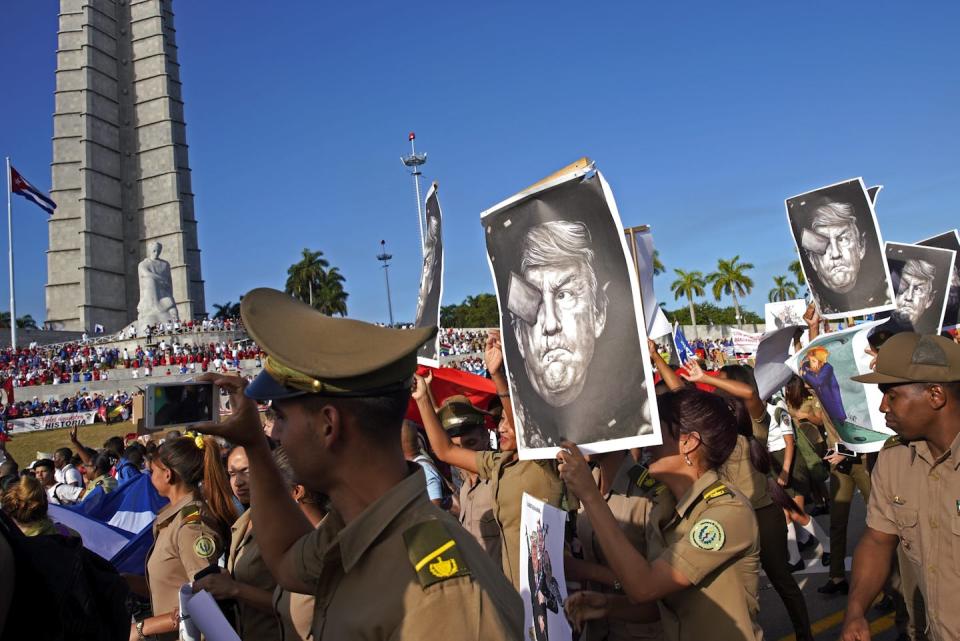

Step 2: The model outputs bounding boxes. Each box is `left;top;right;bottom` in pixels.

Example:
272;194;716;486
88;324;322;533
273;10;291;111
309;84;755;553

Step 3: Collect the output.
707;255;754;327
315;266;349;317
212;301;240;319
664;302;762;326
653;250;665;276
669;269;706;329
768;275;799;302
285;248;330;307
788;259;806;286
440;294;500;327
0;313;39;329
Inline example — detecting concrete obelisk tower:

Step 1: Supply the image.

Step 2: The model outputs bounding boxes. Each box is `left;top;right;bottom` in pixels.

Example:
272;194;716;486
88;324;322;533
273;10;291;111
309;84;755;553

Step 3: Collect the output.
46;0;205;331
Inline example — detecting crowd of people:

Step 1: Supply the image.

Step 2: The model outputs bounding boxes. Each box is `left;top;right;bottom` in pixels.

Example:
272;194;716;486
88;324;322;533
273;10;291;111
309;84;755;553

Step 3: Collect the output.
439;328;488;356
1;390;133;422
0;290;957;641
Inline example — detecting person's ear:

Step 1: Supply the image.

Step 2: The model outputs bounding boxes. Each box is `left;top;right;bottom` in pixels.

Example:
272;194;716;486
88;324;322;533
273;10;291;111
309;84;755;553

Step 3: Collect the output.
926;384;948;411
292;484;306;503
314;402;343;449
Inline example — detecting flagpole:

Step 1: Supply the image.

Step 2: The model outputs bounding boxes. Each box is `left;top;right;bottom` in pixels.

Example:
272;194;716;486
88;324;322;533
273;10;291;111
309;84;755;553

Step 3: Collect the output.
5;157;15;350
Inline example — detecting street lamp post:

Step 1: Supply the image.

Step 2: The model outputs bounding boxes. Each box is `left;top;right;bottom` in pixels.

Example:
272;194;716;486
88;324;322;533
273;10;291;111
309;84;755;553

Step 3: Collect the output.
401;132;427;254
376;240;395;326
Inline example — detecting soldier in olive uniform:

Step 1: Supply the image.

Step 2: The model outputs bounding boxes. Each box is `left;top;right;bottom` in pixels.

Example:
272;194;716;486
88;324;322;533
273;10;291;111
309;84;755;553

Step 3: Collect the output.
198;288;522;640
842;333;960;641
561;389;762;641
131;436;237;641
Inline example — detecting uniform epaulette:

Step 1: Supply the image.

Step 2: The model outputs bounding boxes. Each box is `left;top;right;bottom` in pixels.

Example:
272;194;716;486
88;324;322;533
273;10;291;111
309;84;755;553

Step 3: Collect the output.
629;464;663;496
403;520;471;589
701;481;732;502
180;504;201;525
882;436;903;450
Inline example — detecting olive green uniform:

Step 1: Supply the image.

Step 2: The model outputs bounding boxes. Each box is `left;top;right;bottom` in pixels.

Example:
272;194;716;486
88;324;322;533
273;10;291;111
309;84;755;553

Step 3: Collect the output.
646;471;762;641
475;450;566;590
146;495;224;641
576;458;663;640
291;466;523;640
228;509;280;640
865;434;960;641
457;471;502;564
273;586;314;641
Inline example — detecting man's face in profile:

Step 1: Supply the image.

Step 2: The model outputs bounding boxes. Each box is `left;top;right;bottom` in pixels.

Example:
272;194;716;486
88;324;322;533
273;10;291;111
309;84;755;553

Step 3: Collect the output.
514;260;605;407
894;270;934;325
809;222;866;294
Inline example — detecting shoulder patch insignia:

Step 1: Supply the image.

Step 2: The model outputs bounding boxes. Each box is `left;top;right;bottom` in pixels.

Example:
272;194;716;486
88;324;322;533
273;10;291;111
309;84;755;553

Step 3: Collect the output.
403;520;471;589
882;436;903;450
702;483;732;501
180;504;201;525
629;464;663;496
689;518;725;551
193;534;216;559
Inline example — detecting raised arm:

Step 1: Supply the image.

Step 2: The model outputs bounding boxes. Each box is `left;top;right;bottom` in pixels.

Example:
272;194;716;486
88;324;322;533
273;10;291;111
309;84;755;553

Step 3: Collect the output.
485;330;514;427
648;339;684;392
68;426;94;467
412;373;479;473
680;360;765;419
196;374;314;594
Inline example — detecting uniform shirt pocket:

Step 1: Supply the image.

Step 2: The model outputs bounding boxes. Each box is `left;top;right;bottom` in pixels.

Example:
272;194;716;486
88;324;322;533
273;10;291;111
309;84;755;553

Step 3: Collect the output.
479;513;500;539
892;506;920;563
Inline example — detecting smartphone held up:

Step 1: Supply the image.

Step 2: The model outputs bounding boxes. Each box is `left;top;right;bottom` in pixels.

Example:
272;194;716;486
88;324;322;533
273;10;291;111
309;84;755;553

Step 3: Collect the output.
144;381;219;431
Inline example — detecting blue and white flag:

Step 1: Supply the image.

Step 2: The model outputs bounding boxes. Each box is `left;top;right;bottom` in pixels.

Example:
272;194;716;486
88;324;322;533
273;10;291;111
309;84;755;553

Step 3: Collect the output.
48;472;167;574
10;165;56;215
672;322;696;365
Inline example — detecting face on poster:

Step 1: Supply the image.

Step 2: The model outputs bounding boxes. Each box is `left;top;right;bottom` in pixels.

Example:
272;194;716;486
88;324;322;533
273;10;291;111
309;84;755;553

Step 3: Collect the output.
785;178;895;319
765;299;808;332
519;494;571;641
415;183;444;363
917;230;960;330
881;242;955;335
788;321;894;453
482;166;661;459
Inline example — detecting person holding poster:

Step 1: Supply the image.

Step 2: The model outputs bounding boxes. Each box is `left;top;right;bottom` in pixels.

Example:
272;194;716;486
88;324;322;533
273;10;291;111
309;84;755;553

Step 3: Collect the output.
412;332;567;591
560;389;762;641
482;162;660;459
841;333;960;641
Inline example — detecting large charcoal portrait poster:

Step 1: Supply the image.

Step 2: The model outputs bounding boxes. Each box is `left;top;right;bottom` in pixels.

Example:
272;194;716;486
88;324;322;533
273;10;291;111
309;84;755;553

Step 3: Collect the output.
482;165;661;460
415;182;443;363
880;242;955;335
917;230;960;330
785;178;895;319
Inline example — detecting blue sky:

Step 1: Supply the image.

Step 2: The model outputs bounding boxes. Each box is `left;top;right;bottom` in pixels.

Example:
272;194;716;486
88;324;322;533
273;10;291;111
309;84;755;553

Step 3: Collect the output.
2;2;958;325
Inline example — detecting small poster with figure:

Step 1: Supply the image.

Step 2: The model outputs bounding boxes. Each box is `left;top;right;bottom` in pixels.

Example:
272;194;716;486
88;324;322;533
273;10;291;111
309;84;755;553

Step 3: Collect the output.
519;493;571;641
415;182;444;363
879;242;956;335
916;230;960;330
482;161;661;460
787;320;894;453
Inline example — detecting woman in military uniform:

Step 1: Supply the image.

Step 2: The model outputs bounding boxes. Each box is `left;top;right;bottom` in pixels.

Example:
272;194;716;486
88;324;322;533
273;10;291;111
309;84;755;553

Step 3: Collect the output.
565;449;663;640
127;436;237;641
413;331;568;591
192;445;280;640
561;389;762;641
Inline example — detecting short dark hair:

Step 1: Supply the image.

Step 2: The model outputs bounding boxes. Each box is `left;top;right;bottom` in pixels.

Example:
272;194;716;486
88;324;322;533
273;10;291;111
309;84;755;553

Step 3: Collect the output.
300;389;412;440
31;459;54;473
103;436;125;457
657;388;738;470
54;447;72;462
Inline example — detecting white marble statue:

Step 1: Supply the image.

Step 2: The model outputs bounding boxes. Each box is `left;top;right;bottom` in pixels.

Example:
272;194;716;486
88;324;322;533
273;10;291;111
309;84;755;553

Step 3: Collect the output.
136;241;179;330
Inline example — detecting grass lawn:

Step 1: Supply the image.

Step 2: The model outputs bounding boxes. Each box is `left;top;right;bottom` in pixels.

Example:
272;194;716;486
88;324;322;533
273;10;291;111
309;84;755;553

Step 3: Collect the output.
3;421;136;466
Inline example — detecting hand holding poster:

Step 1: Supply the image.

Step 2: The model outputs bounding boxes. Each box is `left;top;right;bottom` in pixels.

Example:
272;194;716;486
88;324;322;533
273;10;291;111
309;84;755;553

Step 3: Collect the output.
787;321;894;452
415;182;444;363
785;178;895;319
520;493;571;641
482;161;661;459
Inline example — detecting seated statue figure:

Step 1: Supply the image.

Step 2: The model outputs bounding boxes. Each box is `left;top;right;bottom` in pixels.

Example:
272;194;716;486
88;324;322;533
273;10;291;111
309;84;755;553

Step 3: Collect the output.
136;241;180;329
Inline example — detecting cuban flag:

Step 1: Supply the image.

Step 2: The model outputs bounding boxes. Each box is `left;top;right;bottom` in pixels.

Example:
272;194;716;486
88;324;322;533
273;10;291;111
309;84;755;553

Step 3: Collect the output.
673;322;697;365
48;473;168;574
10;165;56;215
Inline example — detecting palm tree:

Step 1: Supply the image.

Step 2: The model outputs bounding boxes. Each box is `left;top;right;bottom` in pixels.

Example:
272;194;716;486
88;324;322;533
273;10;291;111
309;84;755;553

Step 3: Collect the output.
212;301;241;319
0;312;38;329
285;249;330;307
653;250;665;276
768;275;799;302
315;266;349;316
707;255;754;327
788;259;806;286
670;269;706;332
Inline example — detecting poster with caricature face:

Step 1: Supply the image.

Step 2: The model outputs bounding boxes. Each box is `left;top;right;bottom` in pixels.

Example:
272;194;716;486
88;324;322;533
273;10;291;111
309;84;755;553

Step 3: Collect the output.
482;163;661;460
414;183;444;363
917;230;960;330
880;242;955;335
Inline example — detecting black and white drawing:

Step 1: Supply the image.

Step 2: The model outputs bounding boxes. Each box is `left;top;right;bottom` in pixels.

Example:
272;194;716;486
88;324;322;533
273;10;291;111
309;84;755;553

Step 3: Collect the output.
785;178;895;319
917;230;960;330
482;164;660;459
881;242;956;335
414;182;444;363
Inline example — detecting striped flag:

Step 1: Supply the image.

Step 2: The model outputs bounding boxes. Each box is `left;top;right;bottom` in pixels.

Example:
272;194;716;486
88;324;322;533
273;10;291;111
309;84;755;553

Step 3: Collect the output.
10;165;56;214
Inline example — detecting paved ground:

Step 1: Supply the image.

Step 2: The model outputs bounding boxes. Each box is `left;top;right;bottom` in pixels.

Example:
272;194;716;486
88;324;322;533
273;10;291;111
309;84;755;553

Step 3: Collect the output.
759;494;902;641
